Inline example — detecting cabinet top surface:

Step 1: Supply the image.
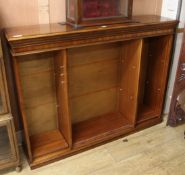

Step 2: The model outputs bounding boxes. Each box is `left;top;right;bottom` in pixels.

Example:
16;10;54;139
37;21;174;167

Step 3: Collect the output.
5;15;177;42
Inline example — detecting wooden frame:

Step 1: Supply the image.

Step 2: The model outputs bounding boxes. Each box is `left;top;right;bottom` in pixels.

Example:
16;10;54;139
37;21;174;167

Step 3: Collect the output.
66;0;133;28
0;32;21;172
3;16;177;169
0;115;21;172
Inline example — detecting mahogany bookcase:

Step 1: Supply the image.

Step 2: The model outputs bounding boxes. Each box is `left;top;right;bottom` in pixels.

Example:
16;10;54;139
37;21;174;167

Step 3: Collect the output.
3;15;177;169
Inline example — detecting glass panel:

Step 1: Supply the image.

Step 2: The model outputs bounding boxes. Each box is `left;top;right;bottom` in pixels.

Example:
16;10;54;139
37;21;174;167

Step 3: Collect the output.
0;69;6;114
0;126;12;161
0;40;5;114
82;0;129;19
68;0;75;20
0;94;3;113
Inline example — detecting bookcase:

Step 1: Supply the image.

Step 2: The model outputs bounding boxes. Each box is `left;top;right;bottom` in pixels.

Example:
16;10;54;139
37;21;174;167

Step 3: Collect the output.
3;15;177;169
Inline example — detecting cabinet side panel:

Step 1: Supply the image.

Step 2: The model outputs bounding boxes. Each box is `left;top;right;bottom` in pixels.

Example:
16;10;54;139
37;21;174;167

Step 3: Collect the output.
119;39;143;124
12;57;33;162
54;50;72;146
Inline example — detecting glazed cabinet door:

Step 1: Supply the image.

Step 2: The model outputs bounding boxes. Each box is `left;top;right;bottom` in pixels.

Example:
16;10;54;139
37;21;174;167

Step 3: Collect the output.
0;116;17;169
0;57;8;115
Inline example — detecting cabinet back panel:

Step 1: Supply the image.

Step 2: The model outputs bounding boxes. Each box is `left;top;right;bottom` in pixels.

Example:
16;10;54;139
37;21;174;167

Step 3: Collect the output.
18;54;58;136
68;43;121;67
69;59;120;97
68;43;121;124
18;53;54;76
25;103;57;136
21;71;55;100
70;88;119;124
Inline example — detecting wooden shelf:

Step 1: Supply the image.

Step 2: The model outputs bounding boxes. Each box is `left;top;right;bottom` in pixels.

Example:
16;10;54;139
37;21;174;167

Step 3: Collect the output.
30;130;69;159
137;105;159;124
72;112;132;148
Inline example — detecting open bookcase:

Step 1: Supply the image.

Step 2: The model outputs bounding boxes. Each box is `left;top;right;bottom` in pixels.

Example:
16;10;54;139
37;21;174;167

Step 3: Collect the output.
3;16;177;168
13;35;172;166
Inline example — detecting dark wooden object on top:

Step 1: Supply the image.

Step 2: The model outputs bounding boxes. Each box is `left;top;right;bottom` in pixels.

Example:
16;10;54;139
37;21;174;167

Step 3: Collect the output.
66;0;133;28
168;27;185;127
3;15;177;169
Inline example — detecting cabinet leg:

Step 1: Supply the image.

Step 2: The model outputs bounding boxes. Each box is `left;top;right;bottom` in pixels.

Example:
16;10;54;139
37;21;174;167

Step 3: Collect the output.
16;165;21;172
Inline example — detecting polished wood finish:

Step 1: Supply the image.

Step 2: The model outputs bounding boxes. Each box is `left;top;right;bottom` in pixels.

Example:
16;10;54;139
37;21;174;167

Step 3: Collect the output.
30;130;68;159
138;35;173;122
73;112;132;148
1;32;21;131
119;40;142;124
5;16;177;56
3;15;177;169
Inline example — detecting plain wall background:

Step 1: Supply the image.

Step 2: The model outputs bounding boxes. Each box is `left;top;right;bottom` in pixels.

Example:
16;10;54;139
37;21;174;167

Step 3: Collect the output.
0;0;162;27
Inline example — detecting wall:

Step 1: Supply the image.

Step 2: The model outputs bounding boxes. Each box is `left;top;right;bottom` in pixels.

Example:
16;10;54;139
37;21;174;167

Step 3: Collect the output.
0;0;39;27
0;0;162;28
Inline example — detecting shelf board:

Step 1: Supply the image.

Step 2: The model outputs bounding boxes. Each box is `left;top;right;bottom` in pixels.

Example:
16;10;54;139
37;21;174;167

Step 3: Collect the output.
137;105;159;124
30;130;69;159
72;112;132;148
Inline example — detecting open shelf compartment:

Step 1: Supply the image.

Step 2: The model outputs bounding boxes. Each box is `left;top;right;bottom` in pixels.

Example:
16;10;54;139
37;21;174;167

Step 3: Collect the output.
137;35;173;123
68;40;143;148
14;51;72;161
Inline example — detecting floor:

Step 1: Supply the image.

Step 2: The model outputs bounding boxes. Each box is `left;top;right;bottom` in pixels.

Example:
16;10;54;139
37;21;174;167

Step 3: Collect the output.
1;117;185;175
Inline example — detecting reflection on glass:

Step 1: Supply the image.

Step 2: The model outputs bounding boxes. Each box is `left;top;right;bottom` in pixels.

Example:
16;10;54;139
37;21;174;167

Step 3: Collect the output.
176;90;185;114
0;93;3;113
0;126;12;161
82;0;129;19
68;0;75;20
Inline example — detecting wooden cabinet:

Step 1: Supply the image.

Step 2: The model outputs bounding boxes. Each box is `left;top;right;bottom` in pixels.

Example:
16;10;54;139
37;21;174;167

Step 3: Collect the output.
0;36;21;172
3;15;177;169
